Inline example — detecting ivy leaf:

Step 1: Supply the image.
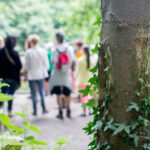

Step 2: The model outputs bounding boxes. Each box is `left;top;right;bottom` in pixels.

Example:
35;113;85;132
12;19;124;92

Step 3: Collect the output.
130;120;139;130
93;14;101;26
91;44;99;54
145;71;149;75
138;116;149;127
104;118;115;132
113;123;130;136
90;65;98;73
145;84;150;88
82;99;95;108
138;78;144;83
96;120;103;130
135;91;140;97
126;102;139;112
88;75;98;84
143;143;150;149
129;134;139;147
79;85;90;97
104;66;109;72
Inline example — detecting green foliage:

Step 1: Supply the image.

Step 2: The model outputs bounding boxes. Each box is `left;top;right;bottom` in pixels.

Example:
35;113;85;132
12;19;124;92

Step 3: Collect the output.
0;0;72;51
97;45;150;149
0;81;48;150
82;8;150;149
59;0;100;44
54;137;69;150
0;0;98;51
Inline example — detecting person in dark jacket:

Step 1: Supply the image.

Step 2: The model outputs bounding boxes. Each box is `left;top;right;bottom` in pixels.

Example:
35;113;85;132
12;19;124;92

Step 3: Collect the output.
0;35;22;116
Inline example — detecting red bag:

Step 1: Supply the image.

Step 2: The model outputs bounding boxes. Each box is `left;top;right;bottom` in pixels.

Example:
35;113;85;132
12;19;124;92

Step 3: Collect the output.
56;49;70;72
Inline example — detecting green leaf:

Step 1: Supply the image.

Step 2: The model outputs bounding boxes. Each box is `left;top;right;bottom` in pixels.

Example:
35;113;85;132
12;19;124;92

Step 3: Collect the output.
0;93;13;102
15;112;27;118
145;84;150;88
113;123;130;136
56;137;69;146
0;114;11;125
82;99;95;108
138;78;144;83
129;134;139;147
104;66;109;72
23;120;30;129
91;44;99;54
138;116;149;127
33;140;48;145
88;75;98;84
90;64;98;73
79;85;90;97
0;83;9;88
96;120;103;130
135;91;140;96
126;102;139;112
104;118;115;132
93;14;101;26
30;125;42;134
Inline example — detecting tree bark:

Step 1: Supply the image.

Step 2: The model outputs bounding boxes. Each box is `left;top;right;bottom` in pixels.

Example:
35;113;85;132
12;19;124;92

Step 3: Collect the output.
99;0;150;149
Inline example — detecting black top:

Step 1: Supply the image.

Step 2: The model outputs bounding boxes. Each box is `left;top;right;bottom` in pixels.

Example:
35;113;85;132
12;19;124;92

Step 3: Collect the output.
0;48;22;82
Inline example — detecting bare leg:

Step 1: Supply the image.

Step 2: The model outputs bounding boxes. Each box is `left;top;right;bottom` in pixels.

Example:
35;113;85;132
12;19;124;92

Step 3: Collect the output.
56;95;63;119
57;95;62;107
83;107;86;114
65;96;71;118
65;96;71;107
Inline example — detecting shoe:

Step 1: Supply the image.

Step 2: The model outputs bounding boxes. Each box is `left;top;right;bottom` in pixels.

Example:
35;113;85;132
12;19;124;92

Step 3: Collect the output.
43;109;49;114
66;109;71;118
80;113;86;117
8;112;13;118
56;111;63;120
32;111;37;116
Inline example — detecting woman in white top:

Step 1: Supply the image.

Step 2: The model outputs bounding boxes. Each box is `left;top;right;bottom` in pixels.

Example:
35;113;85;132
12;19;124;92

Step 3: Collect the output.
24;35;49;116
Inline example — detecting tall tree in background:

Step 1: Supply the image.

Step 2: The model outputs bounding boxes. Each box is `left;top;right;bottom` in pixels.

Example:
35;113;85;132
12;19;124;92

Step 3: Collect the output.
99;0;150;149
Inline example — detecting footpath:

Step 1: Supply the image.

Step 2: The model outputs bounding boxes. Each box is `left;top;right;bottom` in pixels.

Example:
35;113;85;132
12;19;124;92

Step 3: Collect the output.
10;91;92;150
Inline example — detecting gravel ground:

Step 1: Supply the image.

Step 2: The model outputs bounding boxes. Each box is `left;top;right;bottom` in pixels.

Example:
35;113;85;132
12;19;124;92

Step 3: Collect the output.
8;91;92;150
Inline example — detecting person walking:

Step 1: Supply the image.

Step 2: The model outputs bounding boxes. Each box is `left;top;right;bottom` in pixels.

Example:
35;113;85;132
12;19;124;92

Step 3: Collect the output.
0;35;22;116
49;29;74;119
74;39;83;59
24;35;49;116
75;45;93;117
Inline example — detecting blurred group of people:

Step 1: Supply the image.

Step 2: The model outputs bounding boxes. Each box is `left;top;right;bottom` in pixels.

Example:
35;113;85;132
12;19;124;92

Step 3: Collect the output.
0;29;98;119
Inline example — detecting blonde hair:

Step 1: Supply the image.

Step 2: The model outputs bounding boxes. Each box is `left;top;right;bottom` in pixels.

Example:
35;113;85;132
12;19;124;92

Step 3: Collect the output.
25;34;40;50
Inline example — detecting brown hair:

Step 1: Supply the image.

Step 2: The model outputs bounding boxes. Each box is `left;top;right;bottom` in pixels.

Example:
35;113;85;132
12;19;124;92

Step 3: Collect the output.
83;45;90;69
74;39;83;48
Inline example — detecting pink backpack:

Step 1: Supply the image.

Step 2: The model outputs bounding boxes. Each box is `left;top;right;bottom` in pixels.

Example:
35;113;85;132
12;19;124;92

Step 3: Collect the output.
56;48;70;72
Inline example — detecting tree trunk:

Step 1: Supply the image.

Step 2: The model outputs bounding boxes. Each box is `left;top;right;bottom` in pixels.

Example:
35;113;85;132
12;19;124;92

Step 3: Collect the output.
99;0;150;149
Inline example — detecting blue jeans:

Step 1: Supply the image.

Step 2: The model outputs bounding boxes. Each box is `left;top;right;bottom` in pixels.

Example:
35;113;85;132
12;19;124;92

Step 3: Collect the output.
29;79;46;113
0;78;19;112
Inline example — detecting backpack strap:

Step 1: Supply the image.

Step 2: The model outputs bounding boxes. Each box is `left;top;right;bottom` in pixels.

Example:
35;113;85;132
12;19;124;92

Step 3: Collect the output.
4;48;16;66
56;47;68;53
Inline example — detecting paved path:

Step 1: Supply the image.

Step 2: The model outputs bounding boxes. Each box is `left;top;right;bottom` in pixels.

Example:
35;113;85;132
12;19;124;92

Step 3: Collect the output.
9;92;92;150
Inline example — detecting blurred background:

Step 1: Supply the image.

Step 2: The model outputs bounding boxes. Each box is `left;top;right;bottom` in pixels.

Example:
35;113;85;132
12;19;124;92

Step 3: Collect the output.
0;0;100;51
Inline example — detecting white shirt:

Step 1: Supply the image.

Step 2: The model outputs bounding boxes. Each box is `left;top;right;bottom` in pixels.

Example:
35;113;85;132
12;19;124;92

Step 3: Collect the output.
24;46;49;80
